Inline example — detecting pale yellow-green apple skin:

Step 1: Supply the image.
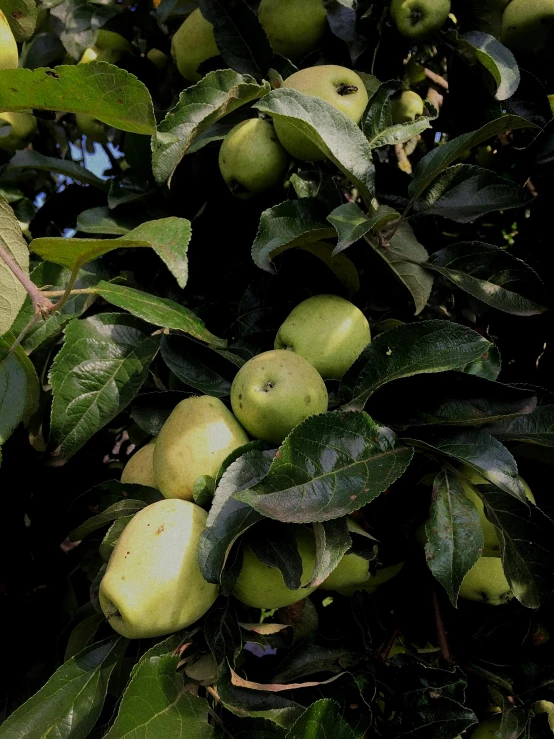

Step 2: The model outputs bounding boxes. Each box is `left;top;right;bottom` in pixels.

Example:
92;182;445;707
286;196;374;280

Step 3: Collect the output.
0;112;37;151
75;113;107;143
391;0;451;40
78;47;123;64
230;350;328;444
469;715;502;738
171;8;219;82
154;395;249;500
459;557;512;605
99;499;218;638
319;552;370;591
147;48;168;69
391;90;425;123
501;0;554;59
274;294;371;379
233;526;317;608
95;29;132;52
273;65;369;161
258;0;327;60
0;10;18;69
218;118;290;198
121;439;158;489
332;561;404;596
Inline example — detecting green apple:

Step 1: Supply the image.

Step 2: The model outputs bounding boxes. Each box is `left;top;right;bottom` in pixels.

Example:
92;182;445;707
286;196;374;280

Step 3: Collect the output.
75;113;107;143
0;10;18;69
272;65;369;161
331;561;404;596
391;0;451;40
99;499;218;638
458;556;512;605
391;90;425;123
146;48;168;69
95;29;132;53
233;526;317;609
501;0;554;59
319;552;370;591
218;118;290;198
469;715;502;738
274;294;371;379
78;47;123;64
154;395;248;500
230;349;328;444
171;8;219;82
258;0;327;60
0;112;37;151
121;439;157;489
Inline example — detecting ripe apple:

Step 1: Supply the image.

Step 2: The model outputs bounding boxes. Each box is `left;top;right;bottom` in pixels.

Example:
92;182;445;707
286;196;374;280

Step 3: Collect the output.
319;552;370;591
153;395;249;500
121;439;158;489
391;90;425;123
230;349;328;444
99;499;218;638
330;561;404;596
258;0;327;60
501;0;554;60
391;0;451;40
233;526;317;609
0;112;37;151
78;30;131;65
469;715;502;738
272;65;369;162
458;556;512;605
274;294;371;379
146;48;168;70
218;118;290;198
75;113;107;144
171;8;219;82
0;10;18;69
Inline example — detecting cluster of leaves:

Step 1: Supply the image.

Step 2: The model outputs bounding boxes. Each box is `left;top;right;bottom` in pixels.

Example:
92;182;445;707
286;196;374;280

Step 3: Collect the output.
2;0;554;737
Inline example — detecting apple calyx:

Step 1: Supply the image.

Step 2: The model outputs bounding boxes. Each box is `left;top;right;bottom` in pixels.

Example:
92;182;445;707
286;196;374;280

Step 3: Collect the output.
336;83;359;96
409;9;423;25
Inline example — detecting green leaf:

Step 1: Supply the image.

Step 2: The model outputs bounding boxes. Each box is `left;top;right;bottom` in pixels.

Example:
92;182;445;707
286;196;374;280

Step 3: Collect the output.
204;603;242;666
367;117;435;150
104;652;213;739
408;115;539;201
427;242;547;316
198;448;272;583
234;412;413;523
451;30;520;101
255;89;375;201
286;699;355;739
308;518;352;588
362;79;401;140
99;516;133;562
370;221;434;314
415;164;532;222
249;523;304;590
48;313;160;464
92;282;225;347
76;207;137;235
0;331;39;444
1;0;37;40
327;202;397;255
64;613;105;662
69;499;148;542
425;471;484;606
152;69;270;185
488;404;554;447
31;236;151;271
0;194;30;336
0;638;126;739
463;343;501;381
0;63;156;134
252;198;336;273
161;334;231;396
7;150;109;191
298;242;361;297
340;320;491;411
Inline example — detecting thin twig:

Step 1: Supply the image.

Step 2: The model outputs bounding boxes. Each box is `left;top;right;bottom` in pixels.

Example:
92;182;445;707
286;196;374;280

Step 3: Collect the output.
431;587;453;665
49;264;81;313
41;287;96;298
0;237;54;317
9;313;41;354
379;626;401;661
424;68;449;90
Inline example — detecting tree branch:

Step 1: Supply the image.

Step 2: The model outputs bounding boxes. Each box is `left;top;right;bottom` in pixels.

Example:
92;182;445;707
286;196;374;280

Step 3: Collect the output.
0;237;54;317
432;587;453;665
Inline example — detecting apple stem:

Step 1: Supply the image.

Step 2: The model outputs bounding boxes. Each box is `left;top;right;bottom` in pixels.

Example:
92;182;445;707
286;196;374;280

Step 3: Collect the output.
0;236;55;320
336;83;358;96
380;626;401;660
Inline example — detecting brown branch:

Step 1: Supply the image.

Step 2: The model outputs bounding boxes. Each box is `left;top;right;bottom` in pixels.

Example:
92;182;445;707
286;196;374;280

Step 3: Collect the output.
424;68;449;91
395;142;412;174
432;588;453;665
0;237;54;317
379;627;401;661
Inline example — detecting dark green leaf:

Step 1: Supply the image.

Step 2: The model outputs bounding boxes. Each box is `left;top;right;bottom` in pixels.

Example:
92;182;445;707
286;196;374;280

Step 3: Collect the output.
48;313;160;464
340;320;491;411
104;652;213;738
0;194;30;336
99;516;133;562
252;198;336;273
64;613;105;662
0;638;125;739
327;202;397;254
152;69;270;184
0;63;156;134
427;242;547;315
488;404;554;447
92;282;225;347
286;699;355;739
69;499;147;542
308;518;351;587
234;412;413;523
425;471;484;606
7;150;109;190
131;392;189;437
362;79;401;140
204;603;242;666
408;116;539;200
462;343;501;381
0;332;39;444
255;89;375;201
249;523;304;590
451;30;520;101
2;0;37;41
161;334;231;396
76;206;137;235
415;164;532;222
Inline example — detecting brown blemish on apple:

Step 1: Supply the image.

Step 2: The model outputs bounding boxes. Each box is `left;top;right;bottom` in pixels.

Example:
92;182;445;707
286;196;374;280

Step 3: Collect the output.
337;83;358;96
156;524;165;535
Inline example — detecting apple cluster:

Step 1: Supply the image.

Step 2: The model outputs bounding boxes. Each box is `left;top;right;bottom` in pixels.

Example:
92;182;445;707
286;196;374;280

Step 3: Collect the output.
99;294;407;638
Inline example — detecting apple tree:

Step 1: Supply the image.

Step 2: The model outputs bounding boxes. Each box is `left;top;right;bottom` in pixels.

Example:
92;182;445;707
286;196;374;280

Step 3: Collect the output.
1;0;554;737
